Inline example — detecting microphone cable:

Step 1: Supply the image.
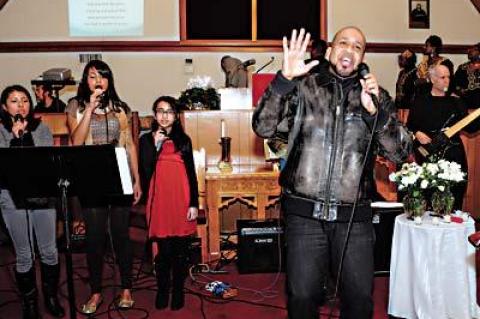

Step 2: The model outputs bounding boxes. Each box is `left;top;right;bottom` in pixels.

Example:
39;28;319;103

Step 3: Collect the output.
83;206;151;319
327;91;380;319
102;102;110;146
106;206;119;314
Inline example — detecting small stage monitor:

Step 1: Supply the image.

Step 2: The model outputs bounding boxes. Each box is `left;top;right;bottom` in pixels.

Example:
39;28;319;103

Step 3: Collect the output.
236;219;284;274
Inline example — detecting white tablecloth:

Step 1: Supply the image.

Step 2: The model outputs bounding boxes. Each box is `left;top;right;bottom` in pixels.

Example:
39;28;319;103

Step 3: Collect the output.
388;213;480;319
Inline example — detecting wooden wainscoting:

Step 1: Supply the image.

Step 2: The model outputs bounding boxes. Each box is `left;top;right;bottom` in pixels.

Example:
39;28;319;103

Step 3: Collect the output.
181;110;265;166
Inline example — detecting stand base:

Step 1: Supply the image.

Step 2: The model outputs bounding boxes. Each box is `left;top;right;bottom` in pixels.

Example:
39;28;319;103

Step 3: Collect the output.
217;161;233;173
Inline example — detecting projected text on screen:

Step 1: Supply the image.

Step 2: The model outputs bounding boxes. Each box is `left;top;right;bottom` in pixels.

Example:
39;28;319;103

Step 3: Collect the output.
69;0;144;37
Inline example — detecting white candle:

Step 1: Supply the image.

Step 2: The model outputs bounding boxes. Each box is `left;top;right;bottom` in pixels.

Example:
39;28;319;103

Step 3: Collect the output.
432;217;439;225
221;120;226;138
443;215;451;223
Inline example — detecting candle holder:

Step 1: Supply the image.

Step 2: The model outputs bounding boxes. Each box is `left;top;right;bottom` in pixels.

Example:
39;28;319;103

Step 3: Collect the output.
217;137;233;173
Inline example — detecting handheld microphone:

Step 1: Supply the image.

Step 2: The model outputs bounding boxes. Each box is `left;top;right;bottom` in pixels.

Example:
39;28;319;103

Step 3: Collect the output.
357;62;371;80
240;59;256;68
13;114;24;137
357;63;379;107
255;56;275;74
95;85;107;109
156;129;168;151
14;113;24;122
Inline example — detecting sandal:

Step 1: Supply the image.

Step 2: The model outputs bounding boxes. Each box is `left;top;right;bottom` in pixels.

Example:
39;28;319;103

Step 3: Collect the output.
80;294;103;314
116;291;135;310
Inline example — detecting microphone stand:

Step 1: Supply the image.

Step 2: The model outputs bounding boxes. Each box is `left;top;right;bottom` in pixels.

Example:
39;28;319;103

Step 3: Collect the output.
255;57;275;74
57;175;77;319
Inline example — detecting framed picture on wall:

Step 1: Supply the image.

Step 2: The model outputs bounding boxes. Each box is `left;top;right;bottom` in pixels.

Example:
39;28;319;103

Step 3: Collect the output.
409;0;430;29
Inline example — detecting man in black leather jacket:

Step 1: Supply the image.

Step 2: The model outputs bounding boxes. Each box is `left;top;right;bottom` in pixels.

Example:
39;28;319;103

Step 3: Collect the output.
252;27;412;319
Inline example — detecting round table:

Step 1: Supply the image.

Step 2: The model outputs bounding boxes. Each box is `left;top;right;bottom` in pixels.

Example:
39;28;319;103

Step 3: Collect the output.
388;213;480;319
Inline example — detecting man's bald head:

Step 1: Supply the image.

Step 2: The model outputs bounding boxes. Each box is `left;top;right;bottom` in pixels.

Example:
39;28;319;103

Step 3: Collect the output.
428;64;449;79
332;26;367;51
327;26;367;77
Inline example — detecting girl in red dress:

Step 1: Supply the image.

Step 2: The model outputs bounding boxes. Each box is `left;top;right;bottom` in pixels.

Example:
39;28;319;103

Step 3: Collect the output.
139;96;198;310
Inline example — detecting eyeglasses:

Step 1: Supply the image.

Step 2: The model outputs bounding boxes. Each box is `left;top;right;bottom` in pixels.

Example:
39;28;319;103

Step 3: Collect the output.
156;109;175;116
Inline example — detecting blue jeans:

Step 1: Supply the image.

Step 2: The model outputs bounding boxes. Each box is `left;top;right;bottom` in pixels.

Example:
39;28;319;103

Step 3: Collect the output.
283;197;375;319
0;189;58;273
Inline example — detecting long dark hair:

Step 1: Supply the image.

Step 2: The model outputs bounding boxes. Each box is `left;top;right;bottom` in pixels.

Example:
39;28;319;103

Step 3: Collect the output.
151;96;190;154
76;60;130;113
0;85;40;132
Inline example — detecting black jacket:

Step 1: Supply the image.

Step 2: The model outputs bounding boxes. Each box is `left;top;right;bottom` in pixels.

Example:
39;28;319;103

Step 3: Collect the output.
138;132;199;208
253;70;412;218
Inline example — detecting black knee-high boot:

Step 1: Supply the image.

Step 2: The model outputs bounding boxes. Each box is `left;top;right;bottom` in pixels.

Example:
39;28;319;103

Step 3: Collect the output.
155;240;172;309
40;263;65;318
15;267;40;319
171;237;189;311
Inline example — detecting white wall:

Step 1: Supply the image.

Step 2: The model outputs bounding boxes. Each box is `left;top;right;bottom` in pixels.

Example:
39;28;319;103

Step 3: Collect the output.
0;0;477;114
0;0;179;41
328;0;480;43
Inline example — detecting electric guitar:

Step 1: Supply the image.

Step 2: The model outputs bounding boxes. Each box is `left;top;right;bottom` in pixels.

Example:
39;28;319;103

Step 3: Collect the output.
415;107;480;159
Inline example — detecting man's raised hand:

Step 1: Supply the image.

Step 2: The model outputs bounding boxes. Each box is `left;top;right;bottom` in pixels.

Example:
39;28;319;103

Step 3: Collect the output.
282;28;319;80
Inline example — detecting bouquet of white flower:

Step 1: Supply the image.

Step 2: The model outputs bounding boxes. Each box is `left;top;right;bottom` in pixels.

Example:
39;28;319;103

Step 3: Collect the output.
389;162;427;198
427;159;465;215
186;76;215;90
389;159;465;217
178;76;220;110
389;160;465;194
429;159;465;191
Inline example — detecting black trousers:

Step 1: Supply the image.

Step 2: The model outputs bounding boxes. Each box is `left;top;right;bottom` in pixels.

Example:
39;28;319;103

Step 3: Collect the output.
284;200;375;319
84;205;132;293
155;236;190;281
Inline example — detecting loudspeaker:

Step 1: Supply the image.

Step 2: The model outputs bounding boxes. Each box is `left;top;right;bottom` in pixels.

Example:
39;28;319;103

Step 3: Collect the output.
236;219;284;274
372;206;403;275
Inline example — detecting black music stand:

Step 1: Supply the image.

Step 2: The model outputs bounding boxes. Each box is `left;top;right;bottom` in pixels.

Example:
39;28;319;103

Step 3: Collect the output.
0;144;130;319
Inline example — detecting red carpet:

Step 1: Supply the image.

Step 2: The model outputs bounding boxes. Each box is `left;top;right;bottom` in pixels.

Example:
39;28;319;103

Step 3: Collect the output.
0;223;476;319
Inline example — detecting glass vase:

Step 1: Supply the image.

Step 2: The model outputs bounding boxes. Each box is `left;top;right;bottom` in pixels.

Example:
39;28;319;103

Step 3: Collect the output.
431;188;455;216
403;193;426;219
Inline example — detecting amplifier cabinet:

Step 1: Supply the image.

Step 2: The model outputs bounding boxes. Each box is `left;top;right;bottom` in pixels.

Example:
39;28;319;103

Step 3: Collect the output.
236;219;285;274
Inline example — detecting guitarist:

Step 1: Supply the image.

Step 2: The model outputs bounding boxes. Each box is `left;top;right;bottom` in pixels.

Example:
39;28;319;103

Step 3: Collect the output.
407;64;480;210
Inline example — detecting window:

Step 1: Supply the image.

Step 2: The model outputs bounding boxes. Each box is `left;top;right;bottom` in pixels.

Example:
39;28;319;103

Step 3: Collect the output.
257;0;320;40
180;0;326;42
186;0;252;39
